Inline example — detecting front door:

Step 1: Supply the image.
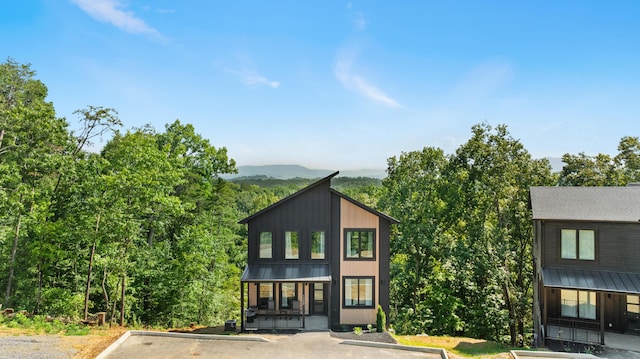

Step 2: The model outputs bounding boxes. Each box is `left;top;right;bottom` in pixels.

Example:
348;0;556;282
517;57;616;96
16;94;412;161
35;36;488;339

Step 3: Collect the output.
604;293;623;332
311;283;327;315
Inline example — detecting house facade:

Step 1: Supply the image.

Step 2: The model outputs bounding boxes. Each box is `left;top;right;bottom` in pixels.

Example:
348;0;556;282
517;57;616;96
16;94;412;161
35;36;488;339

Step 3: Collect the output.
238;172;398;331
530;186;640;347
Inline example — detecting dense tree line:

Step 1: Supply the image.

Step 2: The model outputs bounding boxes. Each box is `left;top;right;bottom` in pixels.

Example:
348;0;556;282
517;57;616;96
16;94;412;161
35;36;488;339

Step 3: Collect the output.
2;59;639;343
379;124;640;346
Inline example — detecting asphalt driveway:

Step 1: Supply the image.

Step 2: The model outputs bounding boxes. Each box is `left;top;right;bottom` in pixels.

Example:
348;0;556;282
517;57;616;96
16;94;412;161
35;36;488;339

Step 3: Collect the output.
98;331;443;359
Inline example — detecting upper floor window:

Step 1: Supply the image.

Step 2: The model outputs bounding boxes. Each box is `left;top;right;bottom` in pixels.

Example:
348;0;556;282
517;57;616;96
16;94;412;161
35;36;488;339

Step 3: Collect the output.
311;231;325;259
285;231;299;259
259;232;272;259
345;229;375;259
561;229;595;260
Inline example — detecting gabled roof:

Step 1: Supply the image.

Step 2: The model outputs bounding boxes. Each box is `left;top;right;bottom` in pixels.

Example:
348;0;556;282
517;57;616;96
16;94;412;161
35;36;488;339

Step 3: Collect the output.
238;171;339;224
237;171;399;225
530;186;640;223
330;189;399;224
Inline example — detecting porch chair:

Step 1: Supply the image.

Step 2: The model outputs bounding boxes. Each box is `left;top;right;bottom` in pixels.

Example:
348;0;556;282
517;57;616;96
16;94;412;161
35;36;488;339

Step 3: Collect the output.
264;299;275;320
291;300;301;321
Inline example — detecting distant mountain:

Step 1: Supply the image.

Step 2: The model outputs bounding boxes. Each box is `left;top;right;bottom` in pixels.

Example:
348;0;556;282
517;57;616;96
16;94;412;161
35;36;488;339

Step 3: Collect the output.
223;165;386;180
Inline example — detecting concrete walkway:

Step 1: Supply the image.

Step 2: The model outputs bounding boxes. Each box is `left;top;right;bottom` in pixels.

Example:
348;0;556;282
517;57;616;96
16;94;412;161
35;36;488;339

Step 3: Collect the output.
98;331;445;359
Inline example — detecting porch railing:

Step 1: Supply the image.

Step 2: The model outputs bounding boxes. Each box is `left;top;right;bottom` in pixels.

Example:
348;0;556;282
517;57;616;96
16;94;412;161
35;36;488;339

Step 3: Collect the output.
547;317;604;345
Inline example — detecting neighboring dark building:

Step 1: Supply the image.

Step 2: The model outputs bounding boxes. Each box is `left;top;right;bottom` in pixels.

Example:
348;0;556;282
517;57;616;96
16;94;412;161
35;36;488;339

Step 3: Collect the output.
530;186;640;346
238;172;398;331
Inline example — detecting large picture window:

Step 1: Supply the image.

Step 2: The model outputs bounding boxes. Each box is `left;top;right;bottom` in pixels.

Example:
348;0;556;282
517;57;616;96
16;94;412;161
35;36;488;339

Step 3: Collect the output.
561;229;595;260
285;231;299;259
561;289;596;320
343;277;374;308
311;231;325;259
259;232;272;259
345;229;375;259
280;283;297;309
258;283;274;309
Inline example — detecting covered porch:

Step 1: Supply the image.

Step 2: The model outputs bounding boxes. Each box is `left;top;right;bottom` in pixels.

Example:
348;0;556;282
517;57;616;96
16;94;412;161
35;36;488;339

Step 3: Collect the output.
240;263;331;331
542;268;640;347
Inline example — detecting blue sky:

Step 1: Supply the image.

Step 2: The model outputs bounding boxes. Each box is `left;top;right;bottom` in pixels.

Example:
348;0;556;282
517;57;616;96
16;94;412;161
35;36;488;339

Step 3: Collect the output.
2;1;639;170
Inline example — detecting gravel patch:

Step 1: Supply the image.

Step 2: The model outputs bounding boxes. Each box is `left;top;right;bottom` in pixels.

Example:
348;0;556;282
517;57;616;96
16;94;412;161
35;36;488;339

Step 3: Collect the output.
0;335;77;359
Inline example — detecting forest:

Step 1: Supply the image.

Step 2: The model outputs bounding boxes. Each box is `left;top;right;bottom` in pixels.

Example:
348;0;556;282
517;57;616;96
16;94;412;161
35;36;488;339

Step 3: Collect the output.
1;58;639;346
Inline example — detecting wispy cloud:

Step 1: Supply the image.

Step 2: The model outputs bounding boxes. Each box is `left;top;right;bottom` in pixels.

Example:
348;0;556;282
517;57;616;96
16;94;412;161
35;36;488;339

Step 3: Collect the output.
223;68;281;89
354;11;367;31
71;0;163;40
334;50;400;108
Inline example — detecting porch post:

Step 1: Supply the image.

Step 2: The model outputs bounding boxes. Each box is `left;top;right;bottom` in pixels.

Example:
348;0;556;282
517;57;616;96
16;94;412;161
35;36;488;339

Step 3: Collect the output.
599;291;605;345
240;281;245;332
543;287;548;346
302;282;306;328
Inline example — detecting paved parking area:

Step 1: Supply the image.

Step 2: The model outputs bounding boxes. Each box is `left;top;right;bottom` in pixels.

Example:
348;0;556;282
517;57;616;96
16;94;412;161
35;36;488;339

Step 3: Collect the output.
99;331;443;359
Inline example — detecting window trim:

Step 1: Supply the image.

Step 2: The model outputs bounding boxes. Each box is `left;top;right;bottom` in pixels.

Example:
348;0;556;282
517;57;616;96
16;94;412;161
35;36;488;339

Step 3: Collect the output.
258;231;273;259
284;230;299;260
342;276;375;309
310;230;326;260
559;228;597;261
343;229;376;261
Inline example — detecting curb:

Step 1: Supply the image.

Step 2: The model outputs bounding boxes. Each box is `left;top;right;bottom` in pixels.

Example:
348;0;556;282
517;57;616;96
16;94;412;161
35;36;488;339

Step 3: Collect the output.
95;330;270;359
341;339;449;359
510;350;598;359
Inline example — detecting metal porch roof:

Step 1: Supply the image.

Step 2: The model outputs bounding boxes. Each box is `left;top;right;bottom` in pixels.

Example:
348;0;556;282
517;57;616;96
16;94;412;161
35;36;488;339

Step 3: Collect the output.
241;263;331;282
543;267;640;294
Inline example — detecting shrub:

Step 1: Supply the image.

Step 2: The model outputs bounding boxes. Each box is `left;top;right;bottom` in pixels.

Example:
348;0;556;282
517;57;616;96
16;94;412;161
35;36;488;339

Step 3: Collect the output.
353;326;363;336
376;305;386;332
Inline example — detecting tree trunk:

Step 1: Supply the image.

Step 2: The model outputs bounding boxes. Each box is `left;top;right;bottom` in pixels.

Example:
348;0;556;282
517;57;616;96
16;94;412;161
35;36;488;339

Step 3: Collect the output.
84;213;100;320
101;267;110;326
503;280;517;346
35;262;43;314
4;211;22;305
120;273;126;326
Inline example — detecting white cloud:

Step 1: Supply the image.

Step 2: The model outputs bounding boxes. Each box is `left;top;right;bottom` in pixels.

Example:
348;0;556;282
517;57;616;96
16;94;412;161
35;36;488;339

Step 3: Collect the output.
224;68;281;89
334;51;400;108
354;11;367;31
71;0;163;40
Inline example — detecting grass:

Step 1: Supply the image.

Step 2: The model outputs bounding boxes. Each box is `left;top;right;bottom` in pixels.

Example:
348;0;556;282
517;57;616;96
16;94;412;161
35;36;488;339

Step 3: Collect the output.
393;334;515;358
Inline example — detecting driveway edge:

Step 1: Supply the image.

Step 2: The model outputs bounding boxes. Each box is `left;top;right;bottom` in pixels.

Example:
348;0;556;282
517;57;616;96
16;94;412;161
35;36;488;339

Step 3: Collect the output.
340;339;449;359
95;330;270;359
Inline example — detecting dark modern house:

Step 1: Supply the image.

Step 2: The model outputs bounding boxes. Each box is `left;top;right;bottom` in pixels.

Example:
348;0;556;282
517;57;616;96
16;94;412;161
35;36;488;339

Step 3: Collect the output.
238;172;398;331
530;186;640;347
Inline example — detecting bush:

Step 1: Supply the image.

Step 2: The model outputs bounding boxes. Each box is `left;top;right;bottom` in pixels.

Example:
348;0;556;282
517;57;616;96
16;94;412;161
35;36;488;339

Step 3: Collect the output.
376;305;386;332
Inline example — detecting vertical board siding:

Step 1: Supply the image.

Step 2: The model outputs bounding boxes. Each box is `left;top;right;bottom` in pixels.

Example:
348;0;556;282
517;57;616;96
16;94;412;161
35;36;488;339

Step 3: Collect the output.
339;198;379;324
542;220;640;272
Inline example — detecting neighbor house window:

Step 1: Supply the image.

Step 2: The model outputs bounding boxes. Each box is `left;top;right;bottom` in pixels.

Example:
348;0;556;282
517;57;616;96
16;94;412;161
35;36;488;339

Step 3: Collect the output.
280;283;297;309
258;283;274;309
561;229;595;260
343;277;374;308
285;231;299;259
561;289;596;320
311;231;325;259
345;230;375;259
259;232;272;259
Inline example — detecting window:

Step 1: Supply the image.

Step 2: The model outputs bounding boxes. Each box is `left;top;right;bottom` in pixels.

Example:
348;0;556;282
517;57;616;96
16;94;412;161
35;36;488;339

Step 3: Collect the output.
258;283;274;309
311;231;325;259
280;283;297;309
285;231;299;259
561;229;595;260
344;277;374;308
259;232;272;259
561;289;596;320
345;230;375;259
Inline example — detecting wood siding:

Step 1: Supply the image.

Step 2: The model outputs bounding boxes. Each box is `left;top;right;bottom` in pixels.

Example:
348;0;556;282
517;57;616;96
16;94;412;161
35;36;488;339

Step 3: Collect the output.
339;198;379;325
541;220;640;272
246;182;332;265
